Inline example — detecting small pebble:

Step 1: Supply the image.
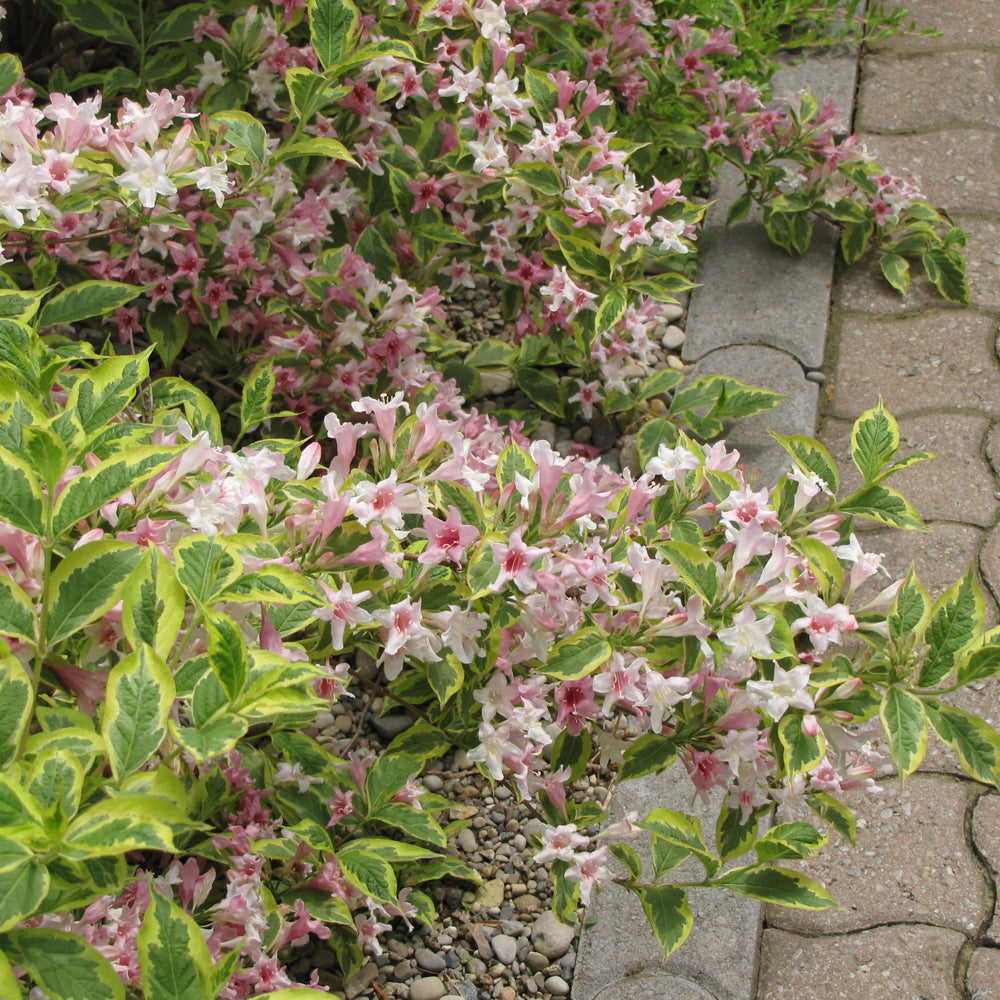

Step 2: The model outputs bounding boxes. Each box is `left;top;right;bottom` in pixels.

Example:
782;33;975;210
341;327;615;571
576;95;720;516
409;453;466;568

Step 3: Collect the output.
457;828;478;853
805;369;826;383
415;948;447;974
545;975;570;996
371;713;414;738
491;934;518;965
423;774;444;792
526;952;549;973
409;976;447;1000
660;323;686;349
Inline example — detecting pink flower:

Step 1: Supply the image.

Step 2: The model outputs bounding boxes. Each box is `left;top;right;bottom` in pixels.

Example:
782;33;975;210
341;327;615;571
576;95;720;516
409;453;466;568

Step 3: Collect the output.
490;526;548;593
565;846;610;905
418;506;480;566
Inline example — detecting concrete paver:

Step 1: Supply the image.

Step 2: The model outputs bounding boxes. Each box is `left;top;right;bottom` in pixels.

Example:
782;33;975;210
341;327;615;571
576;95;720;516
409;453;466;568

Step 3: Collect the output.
766;776;988;935
855;51;1000;131
757;924;965;1000
821;413;1000;527
967;946;1000;998
878;0;1000;52
858;130;1000;211
829;310;1000;418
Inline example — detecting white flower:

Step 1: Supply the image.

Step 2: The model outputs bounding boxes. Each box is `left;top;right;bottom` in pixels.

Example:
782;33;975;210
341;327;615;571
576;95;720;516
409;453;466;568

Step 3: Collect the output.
117;148;177;209
717;606;775;661
746;664;814;720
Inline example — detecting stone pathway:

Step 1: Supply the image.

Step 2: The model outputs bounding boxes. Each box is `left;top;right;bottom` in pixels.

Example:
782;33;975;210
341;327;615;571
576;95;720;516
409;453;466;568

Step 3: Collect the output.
759;2;1000;997
574;3;1000;998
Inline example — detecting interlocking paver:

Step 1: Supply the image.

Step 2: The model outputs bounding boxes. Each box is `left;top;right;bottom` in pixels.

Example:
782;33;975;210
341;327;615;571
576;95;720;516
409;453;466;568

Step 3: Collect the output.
857;51;1000;131
757;924;964;1000
766;776;987;935
857;131;1000;213
972;794;1000;874
821;413;1000;527
877;0;1000;52
967;947;1000;999
853;521;988;609
828;310;1000;418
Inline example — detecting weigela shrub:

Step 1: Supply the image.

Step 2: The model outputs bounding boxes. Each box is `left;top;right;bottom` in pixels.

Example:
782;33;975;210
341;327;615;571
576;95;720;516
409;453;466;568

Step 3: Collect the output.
1;303;999;996
0;0;966;440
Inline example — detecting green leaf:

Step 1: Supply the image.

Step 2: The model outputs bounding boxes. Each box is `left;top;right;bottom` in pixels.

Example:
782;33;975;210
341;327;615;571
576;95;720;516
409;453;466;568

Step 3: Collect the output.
542;628;611;681
55;0;137;46
619;733;678;782
509;161;563;197
66;350;151;435
211;111;268;165
138;887;213;1000
635;368;684;402
4;927;125;999
122;548;188;661
285;66;331;122
628;272;696;301
839;483;926;530
174;534;242;607
0;862;49;932
63;796;181;859
716;802;761;861
880;686;928;783
850;400;899;485
385;721;453;760
925;701;1000;787
27;749;83;828
146;308;188;371
206;611;249;703
888;567;930;644
0;53;22;96
0;948;20;999
755;823;828;863
428;656;463;707
146;3;203;45
0;443;45;535
465;338;518;370
369;802;448;848
309;0;359;71
0;657;31;766
956;641;1000;687
365;753;421;813
239;361;276;433
495;444;535;492
632;883;693;959
38;281;142;329
661;540;721;603
102;646;174;783
523;66;558;117
639;808;719;878
918;569;983;687
771;433;839;495
516;367;565;418
807;791;856;844
0;574;36;649
922;246;969;305
777;714;826;776
595;288;628;336
274;136;357;165
53;445;181;538
336;844;396;905
880;253;910;296
355;225;397;281
171;716;247;764
46;541;144;646
713;865;837;909
609;842;642;881
841;220;873;264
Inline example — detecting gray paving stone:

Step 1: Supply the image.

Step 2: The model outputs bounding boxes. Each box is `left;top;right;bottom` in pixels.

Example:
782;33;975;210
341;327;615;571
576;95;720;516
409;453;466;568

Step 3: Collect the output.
821;413;999;528
856;51;1000;131
828;310;1000;419
967;946;1000;998
859;130;1000;212
583;972;719;1000
877;0;1000;52
683;345;819;485
767;46;860;117
757;924;964;1000
683;196;834;371
767;775;988;935
572;764;762;1000
972;793;1000;874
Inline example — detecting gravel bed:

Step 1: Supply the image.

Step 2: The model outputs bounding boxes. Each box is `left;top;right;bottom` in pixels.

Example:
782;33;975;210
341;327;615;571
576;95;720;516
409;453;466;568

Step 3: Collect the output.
287;280;691;999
